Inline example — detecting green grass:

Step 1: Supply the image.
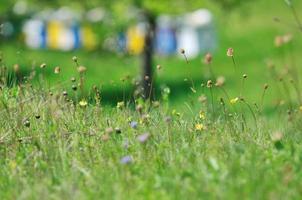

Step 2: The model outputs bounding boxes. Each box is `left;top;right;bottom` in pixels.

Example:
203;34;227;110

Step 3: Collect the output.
0;82;301;199
1;0;302;199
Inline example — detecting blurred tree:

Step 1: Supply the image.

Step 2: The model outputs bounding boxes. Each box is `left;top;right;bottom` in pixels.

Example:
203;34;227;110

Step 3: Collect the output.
2;0;256;99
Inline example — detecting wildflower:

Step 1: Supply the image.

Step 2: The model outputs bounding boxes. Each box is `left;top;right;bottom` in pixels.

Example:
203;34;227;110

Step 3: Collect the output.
227;48;234;57
199;111;206;120
230;97;239;104
117;101;124;109
215;76;225;87
130;121;138;129
195;123;204;131
79;100;88;107
54;66;60;74
137;133;150;143
207;80;213;88
23;119;30;127
204;53;212;64
40;63;46;69
77;66;87;73
120;155;133;165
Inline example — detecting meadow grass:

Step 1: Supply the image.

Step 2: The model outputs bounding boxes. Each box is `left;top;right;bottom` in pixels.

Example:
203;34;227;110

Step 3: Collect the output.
1;0;302;199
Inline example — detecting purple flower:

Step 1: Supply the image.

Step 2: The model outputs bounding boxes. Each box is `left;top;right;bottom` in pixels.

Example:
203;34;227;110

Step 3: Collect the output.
137;133;150;143
130;121;138;129
120;155;132;164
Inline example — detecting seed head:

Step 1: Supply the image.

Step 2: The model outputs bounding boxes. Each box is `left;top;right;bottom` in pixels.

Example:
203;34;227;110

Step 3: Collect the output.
227;48;234;57
72;56;78;63
13;64;20;73
77;66;87;73
72;84;77;91
40;63;46;69
204;53;212;64
54;66;60;74
215;76;225;87
207;80;213;88
23;119;30;127
62;91;68;96
180;48;185;54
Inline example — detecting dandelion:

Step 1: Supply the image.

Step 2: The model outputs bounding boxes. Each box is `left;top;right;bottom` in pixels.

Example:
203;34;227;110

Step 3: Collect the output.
230;97;239;104
77;66;87;73
54;66;60;74
120;155;133;165
137;133;150;143
79;100;88;107
117;101;125;109
195;123;204;131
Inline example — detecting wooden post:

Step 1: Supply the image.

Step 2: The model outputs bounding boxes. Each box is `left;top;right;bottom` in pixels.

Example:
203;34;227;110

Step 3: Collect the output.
141;11;155;100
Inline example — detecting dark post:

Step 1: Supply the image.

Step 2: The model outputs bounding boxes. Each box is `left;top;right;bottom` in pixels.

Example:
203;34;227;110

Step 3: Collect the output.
141;11;155;100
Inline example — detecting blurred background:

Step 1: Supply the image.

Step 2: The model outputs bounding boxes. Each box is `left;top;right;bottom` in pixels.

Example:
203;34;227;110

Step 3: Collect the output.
0;0;302;108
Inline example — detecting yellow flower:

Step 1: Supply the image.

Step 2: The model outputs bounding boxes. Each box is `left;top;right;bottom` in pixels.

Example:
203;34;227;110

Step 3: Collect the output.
195;123;204;131
199;111;206;120
79;100;88;107
230;97;239;105
117;101;124;109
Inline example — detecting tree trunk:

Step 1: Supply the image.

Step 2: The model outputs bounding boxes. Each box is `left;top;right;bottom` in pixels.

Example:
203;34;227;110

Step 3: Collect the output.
141;11;155;100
